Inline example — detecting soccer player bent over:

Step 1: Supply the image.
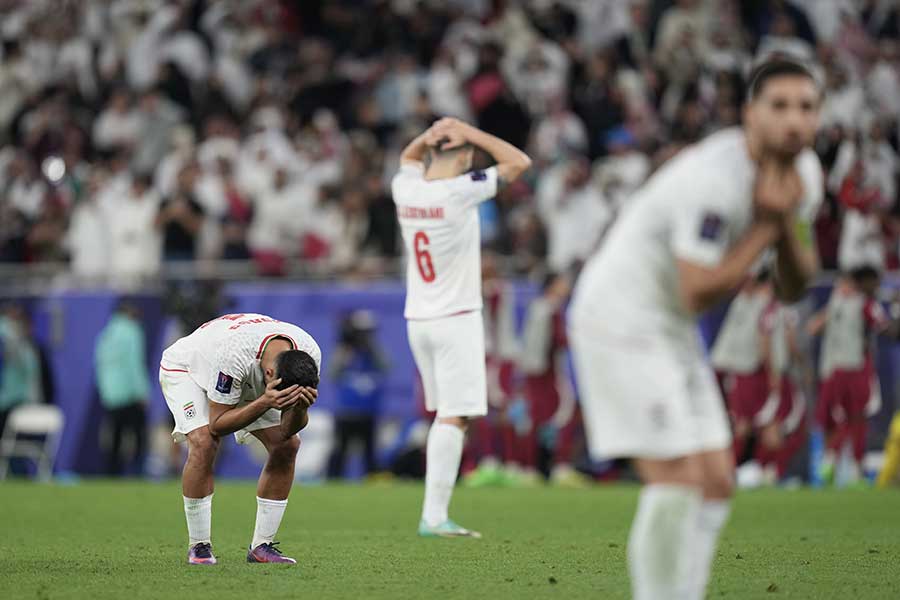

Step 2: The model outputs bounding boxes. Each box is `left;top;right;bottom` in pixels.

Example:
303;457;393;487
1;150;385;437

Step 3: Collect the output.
159;313;321;565
392;117;531;537
569;60;823;599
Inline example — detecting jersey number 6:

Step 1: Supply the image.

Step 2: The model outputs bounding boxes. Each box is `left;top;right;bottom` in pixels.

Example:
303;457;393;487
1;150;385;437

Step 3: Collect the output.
414;231;436;283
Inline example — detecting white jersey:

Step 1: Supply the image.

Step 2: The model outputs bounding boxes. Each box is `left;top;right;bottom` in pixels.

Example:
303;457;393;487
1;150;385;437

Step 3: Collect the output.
161;313;322;405
710;289;770;373
570;128;823;352
761;302;797;375
819;290;885;376
391;162;499;320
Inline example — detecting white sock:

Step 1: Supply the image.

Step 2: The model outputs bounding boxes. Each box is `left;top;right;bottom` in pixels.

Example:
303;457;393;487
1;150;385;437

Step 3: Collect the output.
627;484;702;600
685;499;731;600
251;496;288;550
183;494;213;546
421;422;465;527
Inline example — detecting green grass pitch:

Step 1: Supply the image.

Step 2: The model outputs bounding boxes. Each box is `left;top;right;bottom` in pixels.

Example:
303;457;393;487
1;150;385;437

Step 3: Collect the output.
1;482;898;599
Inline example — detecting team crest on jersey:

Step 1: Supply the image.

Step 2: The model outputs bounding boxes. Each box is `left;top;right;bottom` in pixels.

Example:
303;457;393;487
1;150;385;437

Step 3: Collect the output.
183;402;196;419
469;169;487;181
699;212;725;241
215;372;233;394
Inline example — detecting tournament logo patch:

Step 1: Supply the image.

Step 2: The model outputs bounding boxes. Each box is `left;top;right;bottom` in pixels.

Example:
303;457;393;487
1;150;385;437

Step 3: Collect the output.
183;402;196;419
215;372;233;394
469;169;487;181
699;212;725;241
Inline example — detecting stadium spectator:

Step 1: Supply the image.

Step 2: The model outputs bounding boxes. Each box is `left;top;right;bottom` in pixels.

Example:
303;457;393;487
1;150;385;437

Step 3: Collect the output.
536;156;612;273
94;301;151;476
156;163;205;262
108;174;162;285
0;0;896;282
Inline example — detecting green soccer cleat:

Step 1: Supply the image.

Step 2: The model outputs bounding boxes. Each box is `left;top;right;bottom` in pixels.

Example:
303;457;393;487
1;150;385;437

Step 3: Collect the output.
462;464;506;488
818;461;835;485
418;519;482;539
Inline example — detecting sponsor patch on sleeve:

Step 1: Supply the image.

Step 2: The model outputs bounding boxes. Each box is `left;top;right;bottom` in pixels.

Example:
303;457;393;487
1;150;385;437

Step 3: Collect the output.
469;169;487;181
215;372;234;394
699;212;725;241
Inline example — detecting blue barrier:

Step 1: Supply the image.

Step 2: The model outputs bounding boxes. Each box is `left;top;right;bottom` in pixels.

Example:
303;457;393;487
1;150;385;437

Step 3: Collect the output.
3;279;898;478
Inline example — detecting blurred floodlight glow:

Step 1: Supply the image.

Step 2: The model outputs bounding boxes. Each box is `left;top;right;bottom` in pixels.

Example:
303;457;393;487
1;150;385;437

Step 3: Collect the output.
42;156;66;183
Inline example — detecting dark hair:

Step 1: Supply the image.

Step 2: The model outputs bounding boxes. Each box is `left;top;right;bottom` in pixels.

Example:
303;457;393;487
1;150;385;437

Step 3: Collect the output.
746;59;817;100
850;265;880;284
425;138;475;167
275;349;319;390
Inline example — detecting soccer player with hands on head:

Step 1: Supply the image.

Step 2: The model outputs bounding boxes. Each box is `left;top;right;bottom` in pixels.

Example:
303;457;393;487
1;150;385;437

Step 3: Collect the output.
392;116;531;538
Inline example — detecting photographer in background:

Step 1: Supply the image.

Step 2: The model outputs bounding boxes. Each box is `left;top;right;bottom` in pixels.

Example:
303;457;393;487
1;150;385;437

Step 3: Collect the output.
327;310;389;479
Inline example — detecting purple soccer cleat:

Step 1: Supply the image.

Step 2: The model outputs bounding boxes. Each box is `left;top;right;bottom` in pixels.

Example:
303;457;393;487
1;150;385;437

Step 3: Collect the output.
247;542;297;564
187;542;217;565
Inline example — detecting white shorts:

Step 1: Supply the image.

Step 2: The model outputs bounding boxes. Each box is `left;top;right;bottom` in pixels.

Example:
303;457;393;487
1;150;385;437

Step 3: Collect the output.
159;365;281;445
569;329;732;461
407;311;487;418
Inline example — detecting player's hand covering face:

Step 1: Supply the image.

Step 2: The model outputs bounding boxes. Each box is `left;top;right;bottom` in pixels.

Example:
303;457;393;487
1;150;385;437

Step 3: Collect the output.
261;378;317;410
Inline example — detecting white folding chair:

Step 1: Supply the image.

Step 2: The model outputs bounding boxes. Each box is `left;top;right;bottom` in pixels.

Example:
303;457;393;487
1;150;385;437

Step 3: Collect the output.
0;404;65;481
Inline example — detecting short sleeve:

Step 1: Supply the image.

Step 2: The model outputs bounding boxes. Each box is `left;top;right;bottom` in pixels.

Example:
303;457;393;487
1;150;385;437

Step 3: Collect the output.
207;346;247;405
446;166;499;208
391;162;425;203
671;178;733;268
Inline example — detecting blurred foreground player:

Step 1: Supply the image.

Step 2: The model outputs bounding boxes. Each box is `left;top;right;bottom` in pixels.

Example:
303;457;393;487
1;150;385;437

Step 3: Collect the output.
392;117;531;537
569;60;823;599
159;313;321;564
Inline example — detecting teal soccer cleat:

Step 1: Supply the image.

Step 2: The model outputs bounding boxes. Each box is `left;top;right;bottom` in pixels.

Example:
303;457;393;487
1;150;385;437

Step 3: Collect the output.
418;519;482;539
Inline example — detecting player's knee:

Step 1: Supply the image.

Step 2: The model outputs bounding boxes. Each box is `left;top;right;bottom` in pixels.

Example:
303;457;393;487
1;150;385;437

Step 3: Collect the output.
704;471;735;499
268;435;300;466
734;420;751;439
437;416;468;431
187;430;219;465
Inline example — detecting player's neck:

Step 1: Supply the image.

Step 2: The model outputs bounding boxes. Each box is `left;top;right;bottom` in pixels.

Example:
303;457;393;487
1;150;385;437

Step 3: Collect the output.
424;162;460;181
744;129;764;164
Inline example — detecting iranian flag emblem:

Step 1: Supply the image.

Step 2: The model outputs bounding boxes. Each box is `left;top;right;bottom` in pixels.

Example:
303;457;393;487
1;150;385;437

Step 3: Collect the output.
184;402;196;419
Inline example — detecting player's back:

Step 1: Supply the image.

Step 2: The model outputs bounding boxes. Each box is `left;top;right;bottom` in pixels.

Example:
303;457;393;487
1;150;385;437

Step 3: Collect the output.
392;163;498;320
163;313;321;392
571;128;822;350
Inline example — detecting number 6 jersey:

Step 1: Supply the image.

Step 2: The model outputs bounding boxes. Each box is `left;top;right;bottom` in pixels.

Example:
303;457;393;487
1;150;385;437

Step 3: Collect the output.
391;162;498;320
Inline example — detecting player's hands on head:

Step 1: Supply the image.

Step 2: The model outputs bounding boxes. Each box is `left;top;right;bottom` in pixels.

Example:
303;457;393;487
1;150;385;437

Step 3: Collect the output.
428;117;469;150
261;378;302;410
753;158;803;223
293;386;317;410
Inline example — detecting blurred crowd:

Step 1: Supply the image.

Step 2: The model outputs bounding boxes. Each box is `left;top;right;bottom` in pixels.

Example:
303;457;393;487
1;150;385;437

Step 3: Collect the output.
1;0;900;288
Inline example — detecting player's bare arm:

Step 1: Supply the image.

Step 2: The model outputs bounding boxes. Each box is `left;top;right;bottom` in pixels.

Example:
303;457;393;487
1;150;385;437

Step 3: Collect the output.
676;223;779;314
677;159;802;314
399;130;439;166
773;204;819;302
430;117;532;186
207;379;304;437
805;308;827;337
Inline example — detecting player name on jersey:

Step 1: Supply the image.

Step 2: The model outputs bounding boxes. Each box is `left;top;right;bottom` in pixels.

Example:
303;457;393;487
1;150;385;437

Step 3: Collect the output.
398;205;446;220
